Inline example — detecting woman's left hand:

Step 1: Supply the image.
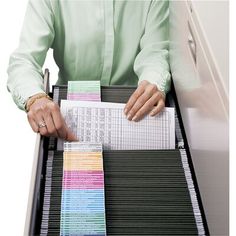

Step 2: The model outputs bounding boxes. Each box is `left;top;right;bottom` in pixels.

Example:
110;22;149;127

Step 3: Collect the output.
124;80;165;121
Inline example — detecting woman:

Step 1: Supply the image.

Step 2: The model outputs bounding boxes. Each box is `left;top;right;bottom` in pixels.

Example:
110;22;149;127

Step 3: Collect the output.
7;0;170;141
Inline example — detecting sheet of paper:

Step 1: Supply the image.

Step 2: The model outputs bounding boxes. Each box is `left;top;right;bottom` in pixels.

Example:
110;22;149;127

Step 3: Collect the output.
58;100;175;150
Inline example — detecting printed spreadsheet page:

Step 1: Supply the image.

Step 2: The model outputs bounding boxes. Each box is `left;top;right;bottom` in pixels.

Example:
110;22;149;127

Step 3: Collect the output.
58;100;175;150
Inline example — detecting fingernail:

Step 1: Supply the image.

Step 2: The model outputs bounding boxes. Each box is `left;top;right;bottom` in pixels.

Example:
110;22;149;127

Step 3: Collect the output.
127;114;132;120
132;116;138;121
124;109;128;115
150;112;155;116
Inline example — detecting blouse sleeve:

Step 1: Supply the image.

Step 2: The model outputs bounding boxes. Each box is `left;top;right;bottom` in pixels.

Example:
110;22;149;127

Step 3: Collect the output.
133;0;171;94
7;0;55;110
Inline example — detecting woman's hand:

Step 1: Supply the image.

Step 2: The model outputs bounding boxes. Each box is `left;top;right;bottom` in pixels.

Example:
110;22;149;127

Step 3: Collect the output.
27;96;77;141
124;80;165;121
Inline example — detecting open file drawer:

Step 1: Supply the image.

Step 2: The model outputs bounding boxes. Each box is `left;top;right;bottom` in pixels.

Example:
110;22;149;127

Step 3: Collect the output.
24;85;209;236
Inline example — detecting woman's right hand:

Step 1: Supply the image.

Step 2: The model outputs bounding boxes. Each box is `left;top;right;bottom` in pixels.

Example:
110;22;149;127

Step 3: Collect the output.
27;96;77;141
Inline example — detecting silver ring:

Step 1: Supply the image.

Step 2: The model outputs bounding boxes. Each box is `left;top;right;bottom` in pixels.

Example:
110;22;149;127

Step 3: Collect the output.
38;121;46;128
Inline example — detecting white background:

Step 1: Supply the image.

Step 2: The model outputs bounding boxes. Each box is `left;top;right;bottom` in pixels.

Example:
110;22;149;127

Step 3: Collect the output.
0;1;35;235
0;1;58;235
0;1;234;236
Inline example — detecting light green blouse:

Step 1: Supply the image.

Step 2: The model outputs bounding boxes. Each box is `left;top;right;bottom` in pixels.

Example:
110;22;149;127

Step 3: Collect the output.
7;0;170;110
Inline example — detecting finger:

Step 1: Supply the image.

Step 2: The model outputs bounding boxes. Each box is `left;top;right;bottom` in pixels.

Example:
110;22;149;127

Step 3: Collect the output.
131;93;162;122
31;106;48;136
30;119;39;133
43;111;59;137
124;82;147;115
126;93;151;120
29;102;50;136
65;127;78;141
49;104;68;139
35;114;48;136
27;111;39;133
38;103;59;137
149;99;165;116
47;102;77;141
126;84;157;120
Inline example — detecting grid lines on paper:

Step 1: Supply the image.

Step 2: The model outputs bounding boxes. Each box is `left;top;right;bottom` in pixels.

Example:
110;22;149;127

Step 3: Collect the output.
64;105;173;150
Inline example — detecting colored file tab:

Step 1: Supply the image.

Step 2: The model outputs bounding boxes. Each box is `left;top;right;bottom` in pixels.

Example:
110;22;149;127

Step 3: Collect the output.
67;81;101;101
60;142;106;236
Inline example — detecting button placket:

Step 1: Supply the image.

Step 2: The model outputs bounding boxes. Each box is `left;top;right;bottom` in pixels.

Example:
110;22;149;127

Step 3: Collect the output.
100;0;114;86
